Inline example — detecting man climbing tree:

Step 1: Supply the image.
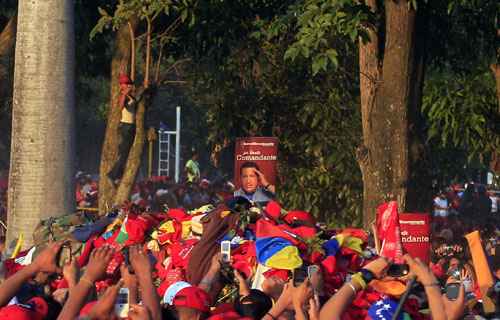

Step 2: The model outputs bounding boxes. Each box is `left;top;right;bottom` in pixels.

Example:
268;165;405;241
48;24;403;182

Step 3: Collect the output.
107;73;149;186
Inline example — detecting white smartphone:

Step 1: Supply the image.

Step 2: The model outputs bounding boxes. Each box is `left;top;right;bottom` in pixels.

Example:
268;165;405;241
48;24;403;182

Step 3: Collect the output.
307;265;319;278
114;287;129;318
221;240;231;263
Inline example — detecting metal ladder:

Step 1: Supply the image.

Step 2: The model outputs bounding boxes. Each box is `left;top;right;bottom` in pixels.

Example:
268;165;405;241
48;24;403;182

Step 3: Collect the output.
158;130;171;177
157;106;181;182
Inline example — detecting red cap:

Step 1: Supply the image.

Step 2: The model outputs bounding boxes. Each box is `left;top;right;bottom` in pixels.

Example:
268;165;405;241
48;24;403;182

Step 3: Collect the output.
264;201;282;220
173;286;211;313
284;210;315;225
119;74;132;85
0;297;48;320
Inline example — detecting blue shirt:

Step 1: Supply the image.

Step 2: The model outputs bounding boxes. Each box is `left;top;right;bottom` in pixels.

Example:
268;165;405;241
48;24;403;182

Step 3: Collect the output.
234;187;275;205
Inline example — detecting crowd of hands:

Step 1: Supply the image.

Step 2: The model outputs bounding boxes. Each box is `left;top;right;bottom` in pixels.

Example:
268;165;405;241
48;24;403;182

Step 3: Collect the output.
0;242;473;320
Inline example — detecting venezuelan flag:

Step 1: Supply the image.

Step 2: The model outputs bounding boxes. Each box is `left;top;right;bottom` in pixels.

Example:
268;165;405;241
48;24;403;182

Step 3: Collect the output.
255;220;303;270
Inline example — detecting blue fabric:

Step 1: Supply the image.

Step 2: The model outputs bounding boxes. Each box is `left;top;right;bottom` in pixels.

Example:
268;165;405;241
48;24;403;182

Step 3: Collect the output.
322;239;340;256
72;215;115;242
255;237;294;264
368;298;403;320
234;187;274;204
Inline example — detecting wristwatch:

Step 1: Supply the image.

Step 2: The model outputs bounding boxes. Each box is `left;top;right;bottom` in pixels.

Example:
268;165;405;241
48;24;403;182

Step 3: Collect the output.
359;268;375;284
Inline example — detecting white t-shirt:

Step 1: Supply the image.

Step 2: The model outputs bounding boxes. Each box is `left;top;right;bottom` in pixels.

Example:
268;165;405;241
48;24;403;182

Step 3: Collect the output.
490;195;498;213
433;197;449;217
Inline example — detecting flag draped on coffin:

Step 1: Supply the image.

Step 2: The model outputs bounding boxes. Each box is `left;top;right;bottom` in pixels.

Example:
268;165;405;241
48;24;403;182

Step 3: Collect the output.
255;219;303;270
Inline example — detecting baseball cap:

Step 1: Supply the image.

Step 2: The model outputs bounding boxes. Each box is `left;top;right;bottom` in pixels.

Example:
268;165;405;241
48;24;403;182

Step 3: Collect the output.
0;297;48;320
172;286;211;313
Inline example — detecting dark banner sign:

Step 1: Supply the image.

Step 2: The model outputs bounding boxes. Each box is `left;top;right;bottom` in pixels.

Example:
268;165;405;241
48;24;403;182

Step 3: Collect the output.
234;137;278;188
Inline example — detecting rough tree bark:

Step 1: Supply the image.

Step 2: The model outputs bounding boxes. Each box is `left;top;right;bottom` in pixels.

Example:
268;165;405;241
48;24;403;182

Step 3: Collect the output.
98;19;137;213
357;0;381;228
358;0;416;228
7;0;75;248
0;14;17;169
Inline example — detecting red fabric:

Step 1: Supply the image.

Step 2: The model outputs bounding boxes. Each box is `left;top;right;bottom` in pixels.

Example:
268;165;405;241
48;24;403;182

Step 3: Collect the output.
167;208;191;222
173;287;211;312
284;210;315;225
305;251;324;265
231;242;256;279
79;301;97;316
321;256;337;274
157;268;185;296
376;201;404;263
78;237;96;268
210;303;235;315
263;269;289;281
0;297;48;320
264;201;282;220
290;226;317;240
169;239;198;269
3;258;24;278
340;228;369;243
157;220;183;244
125;215;151;246
256;219;300;245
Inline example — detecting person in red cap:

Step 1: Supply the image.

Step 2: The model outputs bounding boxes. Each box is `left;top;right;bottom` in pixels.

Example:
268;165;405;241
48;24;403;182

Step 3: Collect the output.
107;73;150;185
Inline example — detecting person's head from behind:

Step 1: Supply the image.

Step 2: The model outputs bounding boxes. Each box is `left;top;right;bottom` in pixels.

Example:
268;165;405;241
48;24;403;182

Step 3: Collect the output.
234;289;272;319
240;162;260;194
191;150;199;161
169;285;210;320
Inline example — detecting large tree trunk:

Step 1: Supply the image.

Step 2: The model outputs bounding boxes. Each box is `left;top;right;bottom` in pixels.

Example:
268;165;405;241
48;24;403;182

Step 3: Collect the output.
7;0;75;249
359;0;416;227
0;14;17;169
113;18;152;205
357;0;381;228
98;20;137;214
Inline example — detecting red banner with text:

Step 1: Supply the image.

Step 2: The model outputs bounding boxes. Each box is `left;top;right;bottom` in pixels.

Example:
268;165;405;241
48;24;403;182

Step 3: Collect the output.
234;137;278;189
399;213;431;264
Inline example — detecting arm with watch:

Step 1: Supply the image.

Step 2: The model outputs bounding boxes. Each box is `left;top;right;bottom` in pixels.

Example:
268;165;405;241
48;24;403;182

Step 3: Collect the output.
319;257;388;320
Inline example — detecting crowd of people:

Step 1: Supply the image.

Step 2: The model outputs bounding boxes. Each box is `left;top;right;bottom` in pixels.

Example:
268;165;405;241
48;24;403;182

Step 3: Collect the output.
0;163;497;320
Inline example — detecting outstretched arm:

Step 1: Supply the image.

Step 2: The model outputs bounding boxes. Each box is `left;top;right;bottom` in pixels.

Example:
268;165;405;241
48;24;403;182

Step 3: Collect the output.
0;242;63;307
57;246;114;320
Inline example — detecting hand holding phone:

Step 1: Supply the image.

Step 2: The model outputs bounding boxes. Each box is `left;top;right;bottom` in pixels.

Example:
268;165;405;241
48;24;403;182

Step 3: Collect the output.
114;287;129;318
445;283;460;301
221;241;231;264
386;263;409;278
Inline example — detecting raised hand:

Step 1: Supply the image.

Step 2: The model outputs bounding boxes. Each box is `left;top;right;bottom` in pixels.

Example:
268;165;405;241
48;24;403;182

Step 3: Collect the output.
128;245;152;276
87;281;122;320
83;246;115;282
128;304;152;320
362;257;390;279
292;278;313;309
62;258;79;287
32;241;63;274
442;284;466;320
403;254;437;285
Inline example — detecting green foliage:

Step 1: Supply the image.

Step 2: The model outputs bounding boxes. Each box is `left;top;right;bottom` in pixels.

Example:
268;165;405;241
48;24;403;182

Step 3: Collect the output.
422;70;499;161
186;1;364;226
266;0;374;75
90;0;196;39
